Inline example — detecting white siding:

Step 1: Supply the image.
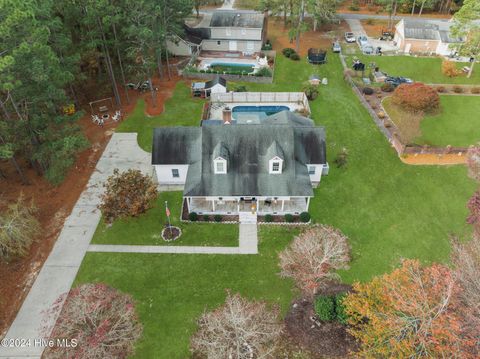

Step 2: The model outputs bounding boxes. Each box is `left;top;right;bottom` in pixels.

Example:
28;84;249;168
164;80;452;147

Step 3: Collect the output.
210;83;227;94
210;27;263;41
201;39;262;52
307;164;323;184
166;39;194;56
154;165;189;185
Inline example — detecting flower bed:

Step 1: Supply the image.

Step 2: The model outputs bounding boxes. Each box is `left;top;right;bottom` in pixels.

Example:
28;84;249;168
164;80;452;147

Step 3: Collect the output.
161;226;182;242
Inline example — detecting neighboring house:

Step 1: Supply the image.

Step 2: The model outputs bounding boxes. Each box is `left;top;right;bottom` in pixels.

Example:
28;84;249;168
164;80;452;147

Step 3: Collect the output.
191;76;227;98
166;34;201;57
394;19;464;56
152;111;328;216
176;10;267;55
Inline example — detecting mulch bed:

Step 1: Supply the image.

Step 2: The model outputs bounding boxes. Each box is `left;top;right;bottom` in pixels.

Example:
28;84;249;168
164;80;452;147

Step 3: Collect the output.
181;199;239;222
161;226;181;241
285;283;358;358
257;214;308;224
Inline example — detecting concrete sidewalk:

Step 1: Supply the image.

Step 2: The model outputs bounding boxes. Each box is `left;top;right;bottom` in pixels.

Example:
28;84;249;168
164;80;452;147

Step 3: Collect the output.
0;133;151;359
87;223;258;255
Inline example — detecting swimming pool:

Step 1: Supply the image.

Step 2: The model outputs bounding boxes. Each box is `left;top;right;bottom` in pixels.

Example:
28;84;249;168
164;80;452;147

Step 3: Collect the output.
232;105;290;122
209;62;255;73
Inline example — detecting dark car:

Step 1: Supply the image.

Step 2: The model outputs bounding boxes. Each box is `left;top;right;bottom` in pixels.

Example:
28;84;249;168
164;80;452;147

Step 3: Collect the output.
385;76;413;87
308;48;327;64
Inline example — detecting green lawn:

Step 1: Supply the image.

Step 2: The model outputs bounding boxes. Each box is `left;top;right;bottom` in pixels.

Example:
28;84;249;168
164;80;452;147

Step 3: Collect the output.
346;54;480;85
76;226;300;358
416;95;480;147
76;53;476;357
92;192;238;246
116;83;206;151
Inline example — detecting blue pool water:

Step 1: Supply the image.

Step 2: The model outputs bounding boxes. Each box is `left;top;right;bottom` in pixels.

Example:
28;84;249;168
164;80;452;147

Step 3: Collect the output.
232;105;290;122
210;62;254;68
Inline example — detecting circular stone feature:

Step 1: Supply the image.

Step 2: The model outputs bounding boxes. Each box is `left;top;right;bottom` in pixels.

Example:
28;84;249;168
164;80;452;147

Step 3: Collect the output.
161;226;182;242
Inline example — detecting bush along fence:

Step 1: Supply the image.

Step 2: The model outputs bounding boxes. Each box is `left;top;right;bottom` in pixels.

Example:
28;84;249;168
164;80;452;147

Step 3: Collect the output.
339;53;468;164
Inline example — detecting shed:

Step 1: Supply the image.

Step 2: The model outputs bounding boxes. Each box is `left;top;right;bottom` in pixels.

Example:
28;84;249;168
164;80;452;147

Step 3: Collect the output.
191;76;227;98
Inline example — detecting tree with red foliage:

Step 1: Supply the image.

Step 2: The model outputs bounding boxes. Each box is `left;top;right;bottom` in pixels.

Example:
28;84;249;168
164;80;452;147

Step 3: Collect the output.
344;259;476;358
467;146;480;182
467;190;480;237
44;283;143;359
392;83;440;113
279;225;350;297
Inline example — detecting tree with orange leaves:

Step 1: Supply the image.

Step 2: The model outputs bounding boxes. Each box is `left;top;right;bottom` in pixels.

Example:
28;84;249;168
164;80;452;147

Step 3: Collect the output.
344;259;476;358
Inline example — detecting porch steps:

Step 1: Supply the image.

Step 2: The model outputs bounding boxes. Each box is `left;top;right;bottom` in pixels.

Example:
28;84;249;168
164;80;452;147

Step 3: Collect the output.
239;211;257;224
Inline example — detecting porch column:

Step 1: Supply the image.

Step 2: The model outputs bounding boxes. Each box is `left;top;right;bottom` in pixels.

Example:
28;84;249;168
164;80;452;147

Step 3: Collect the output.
212;199;215;212
306;197;311;211
281;199;285;212
186;197;191;212
257;199;261;213
237;199;240;213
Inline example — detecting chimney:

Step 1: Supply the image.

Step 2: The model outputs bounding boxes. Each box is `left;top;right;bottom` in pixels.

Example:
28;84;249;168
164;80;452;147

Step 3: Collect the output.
222;107;232;124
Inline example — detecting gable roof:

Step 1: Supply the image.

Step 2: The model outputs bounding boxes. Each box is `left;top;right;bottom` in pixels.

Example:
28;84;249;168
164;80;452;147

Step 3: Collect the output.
152;123;326;197
152;127;201;164
210;10;264;28
399;20;464;43
263;111;314;127
205;76;227;89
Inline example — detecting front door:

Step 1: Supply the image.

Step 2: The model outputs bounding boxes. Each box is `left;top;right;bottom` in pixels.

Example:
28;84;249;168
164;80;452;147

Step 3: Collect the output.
229;41;237;51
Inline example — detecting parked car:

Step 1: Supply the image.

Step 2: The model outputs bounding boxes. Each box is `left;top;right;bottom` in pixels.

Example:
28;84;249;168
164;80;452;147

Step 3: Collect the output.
126;80;151;91
344;32;356;43
332;41;341;53
357;35;369;47
385;76;413;87
362;44;374;55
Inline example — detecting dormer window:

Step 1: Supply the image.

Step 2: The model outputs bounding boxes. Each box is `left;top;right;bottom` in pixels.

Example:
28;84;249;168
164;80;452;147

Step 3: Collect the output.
214;157;227;174
269;156;283;174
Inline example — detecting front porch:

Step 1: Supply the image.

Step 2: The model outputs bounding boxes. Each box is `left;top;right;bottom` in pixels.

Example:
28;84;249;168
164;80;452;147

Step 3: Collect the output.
185;196;310;215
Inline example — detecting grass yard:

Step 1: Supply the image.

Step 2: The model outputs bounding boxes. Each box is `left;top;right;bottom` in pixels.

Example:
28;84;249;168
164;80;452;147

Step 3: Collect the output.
76;53;476;357
76;226;300;358
383;95;480;147
417;95;480;147
346;54;480;84
91;192;238;246
116;83;205;151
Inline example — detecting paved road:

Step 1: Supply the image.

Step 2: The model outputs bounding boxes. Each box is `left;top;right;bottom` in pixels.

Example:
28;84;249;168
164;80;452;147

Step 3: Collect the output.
0;133;151;359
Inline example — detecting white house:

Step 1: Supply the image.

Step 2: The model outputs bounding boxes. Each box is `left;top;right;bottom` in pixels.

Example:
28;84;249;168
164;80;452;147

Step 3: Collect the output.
394;19;464;56
151;111;328;216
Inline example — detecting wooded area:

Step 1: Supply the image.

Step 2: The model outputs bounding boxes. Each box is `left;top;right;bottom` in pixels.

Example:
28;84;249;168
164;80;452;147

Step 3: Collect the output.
0;0;192;185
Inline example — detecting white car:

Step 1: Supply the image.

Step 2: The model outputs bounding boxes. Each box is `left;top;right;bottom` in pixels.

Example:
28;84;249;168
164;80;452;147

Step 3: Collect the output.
344;32;356;43
357;35;369;47
332;41;341;53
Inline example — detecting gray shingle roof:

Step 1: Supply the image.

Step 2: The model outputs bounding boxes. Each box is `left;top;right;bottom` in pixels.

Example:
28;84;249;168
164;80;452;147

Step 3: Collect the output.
210;10;264;28
152;119;326;197
403;21;440;40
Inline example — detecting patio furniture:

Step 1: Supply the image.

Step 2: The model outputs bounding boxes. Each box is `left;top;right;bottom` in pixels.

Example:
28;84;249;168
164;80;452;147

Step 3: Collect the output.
102;113;110;120
112;110;121;122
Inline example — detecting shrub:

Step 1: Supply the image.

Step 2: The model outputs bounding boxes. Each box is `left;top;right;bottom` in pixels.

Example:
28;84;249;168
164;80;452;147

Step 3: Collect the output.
285;214;294;223
44;283;143;359
214;214;223;222
363;87;374;95
335;293;348;324
234;85;247;92
300;212;311;223
99;169;158;223
349;0;360;11
392;83;440;113
264;214;273;223
334;147;348;168
377;111;386;119
0;196;40;260
256;67;272;77
442;60;461;77
381;82;394;92
189;212;198;221
471;87;480;94
290;53;301;61
282;48;296;57
302;83;319;100
203;215;210;222
453;86;464;93
436;86;446;93
314;295;336;321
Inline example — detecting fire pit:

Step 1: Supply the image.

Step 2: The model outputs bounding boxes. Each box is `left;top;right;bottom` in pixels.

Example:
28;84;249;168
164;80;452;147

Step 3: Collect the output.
161;226;182;242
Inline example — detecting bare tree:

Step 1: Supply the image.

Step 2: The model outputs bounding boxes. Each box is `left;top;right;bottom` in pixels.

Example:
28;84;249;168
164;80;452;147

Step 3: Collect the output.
279;225;350;297
451;236;480;351
44;283;143;359
467;146;480;182
191;292;283;359
0;194;39;259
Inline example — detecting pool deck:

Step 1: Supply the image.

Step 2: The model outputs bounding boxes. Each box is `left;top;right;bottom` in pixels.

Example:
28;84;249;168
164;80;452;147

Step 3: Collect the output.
209;102;305;120
198;57;258;71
